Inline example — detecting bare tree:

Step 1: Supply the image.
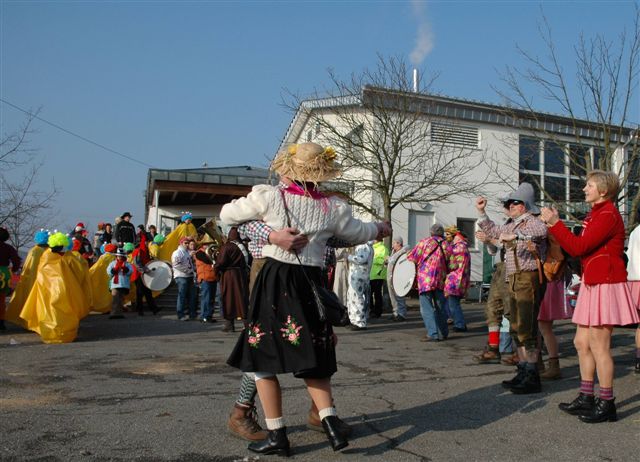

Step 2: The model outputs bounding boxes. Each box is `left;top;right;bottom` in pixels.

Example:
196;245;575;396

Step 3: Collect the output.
284;55;493;223
493;6;640;228
0;110;58;250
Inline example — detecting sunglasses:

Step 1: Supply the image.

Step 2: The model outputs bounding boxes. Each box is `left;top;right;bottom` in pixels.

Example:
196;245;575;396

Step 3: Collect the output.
504;200;524;207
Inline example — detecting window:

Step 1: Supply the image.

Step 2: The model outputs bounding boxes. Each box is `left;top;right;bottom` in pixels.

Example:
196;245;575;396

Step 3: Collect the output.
306;130;313;142
568;144;589;176
519;136;539;171
430;122;479;148
544;141;565;174
593;147;606;169
456;218;476;248
569;178;585;202
544;176;566;202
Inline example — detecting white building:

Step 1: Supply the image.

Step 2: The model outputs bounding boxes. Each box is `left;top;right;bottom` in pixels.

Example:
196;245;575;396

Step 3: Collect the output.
145;86;637;285
279;86;637;284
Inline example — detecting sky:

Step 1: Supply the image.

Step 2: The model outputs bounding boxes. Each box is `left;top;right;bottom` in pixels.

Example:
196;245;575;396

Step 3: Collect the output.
1;0;638;234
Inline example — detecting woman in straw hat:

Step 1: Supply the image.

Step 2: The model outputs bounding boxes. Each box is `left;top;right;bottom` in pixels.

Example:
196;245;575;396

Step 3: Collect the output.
221;142;391;456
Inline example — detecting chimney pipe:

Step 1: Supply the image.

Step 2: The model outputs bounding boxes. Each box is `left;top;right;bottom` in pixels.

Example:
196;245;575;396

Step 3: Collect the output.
412;69;419;93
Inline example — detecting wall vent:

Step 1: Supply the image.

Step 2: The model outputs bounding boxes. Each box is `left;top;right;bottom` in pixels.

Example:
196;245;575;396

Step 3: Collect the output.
430;122;479;148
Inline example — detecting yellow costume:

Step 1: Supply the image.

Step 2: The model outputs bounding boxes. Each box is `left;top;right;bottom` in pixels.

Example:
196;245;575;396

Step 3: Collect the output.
6;245;47;328
20;250;92;343
89;252;116;313
157;222;197;262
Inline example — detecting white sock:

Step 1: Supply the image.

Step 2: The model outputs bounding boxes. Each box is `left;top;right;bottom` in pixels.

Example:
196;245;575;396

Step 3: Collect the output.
318;407;337;420
265;417;285;430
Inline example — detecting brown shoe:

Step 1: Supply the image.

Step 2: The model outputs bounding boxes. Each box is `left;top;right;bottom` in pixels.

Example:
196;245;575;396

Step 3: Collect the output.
473;346;501;364
540;358;561;380
501;353;520;366
228;403;267;441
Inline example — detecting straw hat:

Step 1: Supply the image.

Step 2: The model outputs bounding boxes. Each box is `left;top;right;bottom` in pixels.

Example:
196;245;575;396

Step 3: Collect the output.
271;142;341;183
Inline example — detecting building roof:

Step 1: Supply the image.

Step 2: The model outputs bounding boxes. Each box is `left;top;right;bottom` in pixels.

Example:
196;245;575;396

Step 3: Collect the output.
145;165;275;208
280;85;636;149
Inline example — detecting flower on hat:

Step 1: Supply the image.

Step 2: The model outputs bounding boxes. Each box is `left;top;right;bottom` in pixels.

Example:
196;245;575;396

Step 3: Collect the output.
322;146;336;161
288;144;298;155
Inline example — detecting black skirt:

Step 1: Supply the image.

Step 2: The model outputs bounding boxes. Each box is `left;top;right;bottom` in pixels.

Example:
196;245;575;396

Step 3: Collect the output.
227;258;336;379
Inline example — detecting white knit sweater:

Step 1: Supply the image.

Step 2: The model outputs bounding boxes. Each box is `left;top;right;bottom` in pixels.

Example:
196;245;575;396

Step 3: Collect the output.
627;225;640;281
220;185;378;268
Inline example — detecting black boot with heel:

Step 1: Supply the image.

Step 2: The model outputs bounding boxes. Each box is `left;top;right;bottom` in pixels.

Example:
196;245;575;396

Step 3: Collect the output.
579;398;617;423
247;427;291;457
322;416;349;451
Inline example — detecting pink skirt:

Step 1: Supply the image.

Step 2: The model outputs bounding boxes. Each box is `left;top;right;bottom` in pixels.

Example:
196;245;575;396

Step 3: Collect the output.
572;282;640;326
538;279;573;321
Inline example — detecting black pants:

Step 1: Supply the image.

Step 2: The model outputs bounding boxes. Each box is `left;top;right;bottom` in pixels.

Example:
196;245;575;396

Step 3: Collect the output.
370;279;384;318
135;278;158;314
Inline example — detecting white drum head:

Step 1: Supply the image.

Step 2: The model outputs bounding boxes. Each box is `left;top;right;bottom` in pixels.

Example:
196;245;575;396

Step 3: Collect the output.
392;254;416;297
142;260;173;291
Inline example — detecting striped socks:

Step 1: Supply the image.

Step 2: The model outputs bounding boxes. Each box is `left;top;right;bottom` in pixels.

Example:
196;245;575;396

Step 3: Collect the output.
579;380;594;396
599;386;614;401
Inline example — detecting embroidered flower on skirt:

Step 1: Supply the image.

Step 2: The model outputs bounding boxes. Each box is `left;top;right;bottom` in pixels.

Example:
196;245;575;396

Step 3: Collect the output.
280;315;303;346
247;323;266;348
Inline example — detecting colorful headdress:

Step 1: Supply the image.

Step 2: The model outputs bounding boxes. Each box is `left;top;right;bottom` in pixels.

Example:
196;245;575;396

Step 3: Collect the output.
153;234;165;244
48;232;70;249
34;229;50;245
181;212;193;222
271;142;341;183
123;242;135;253
104;243;117;254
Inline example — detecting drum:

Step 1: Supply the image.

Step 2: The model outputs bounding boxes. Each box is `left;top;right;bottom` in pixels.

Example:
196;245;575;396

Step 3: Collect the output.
392;254;416;297
142;260;173;291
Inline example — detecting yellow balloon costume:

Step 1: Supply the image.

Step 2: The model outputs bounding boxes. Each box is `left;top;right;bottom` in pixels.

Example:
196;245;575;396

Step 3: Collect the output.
89;252;116;313
156;222;197;262
20;249;92;343
6;245;47;328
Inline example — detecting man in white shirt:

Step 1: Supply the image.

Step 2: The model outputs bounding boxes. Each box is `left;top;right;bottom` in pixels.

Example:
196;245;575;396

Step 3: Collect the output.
172;236;196;320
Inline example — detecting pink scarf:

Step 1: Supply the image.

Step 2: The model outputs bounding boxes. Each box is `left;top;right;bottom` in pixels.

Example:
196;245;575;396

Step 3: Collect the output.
283;182;329;212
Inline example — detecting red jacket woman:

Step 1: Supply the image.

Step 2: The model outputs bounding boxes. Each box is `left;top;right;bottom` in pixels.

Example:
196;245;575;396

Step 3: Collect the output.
548;200;627;285
541;170;639;424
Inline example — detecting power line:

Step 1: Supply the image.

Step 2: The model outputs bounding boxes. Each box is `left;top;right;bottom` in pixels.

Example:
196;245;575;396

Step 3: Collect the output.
1;98;156;168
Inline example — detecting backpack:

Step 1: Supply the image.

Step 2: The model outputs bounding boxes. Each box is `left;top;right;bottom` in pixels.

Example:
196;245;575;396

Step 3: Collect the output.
543;234;566;282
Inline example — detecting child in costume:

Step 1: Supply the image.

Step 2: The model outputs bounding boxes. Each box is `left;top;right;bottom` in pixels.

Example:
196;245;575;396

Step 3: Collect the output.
0;227;22;330
20;232;91;343
107;248;133;319
6;230;49;327
89;243;117;314
149;234;165;259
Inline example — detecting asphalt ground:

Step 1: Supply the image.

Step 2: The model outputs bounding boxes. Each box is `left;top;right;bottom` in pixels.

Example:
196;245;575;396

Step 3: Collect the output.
1;301;639;462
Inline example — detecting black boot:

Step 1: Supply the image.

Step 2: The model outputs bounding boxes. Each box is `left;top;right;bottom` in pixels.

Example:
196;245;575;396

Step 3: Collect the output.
322;416;349;451
558;393;595;416
501;363;526;388
247;427;290;456
579;398;617;423
509;367;541;394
